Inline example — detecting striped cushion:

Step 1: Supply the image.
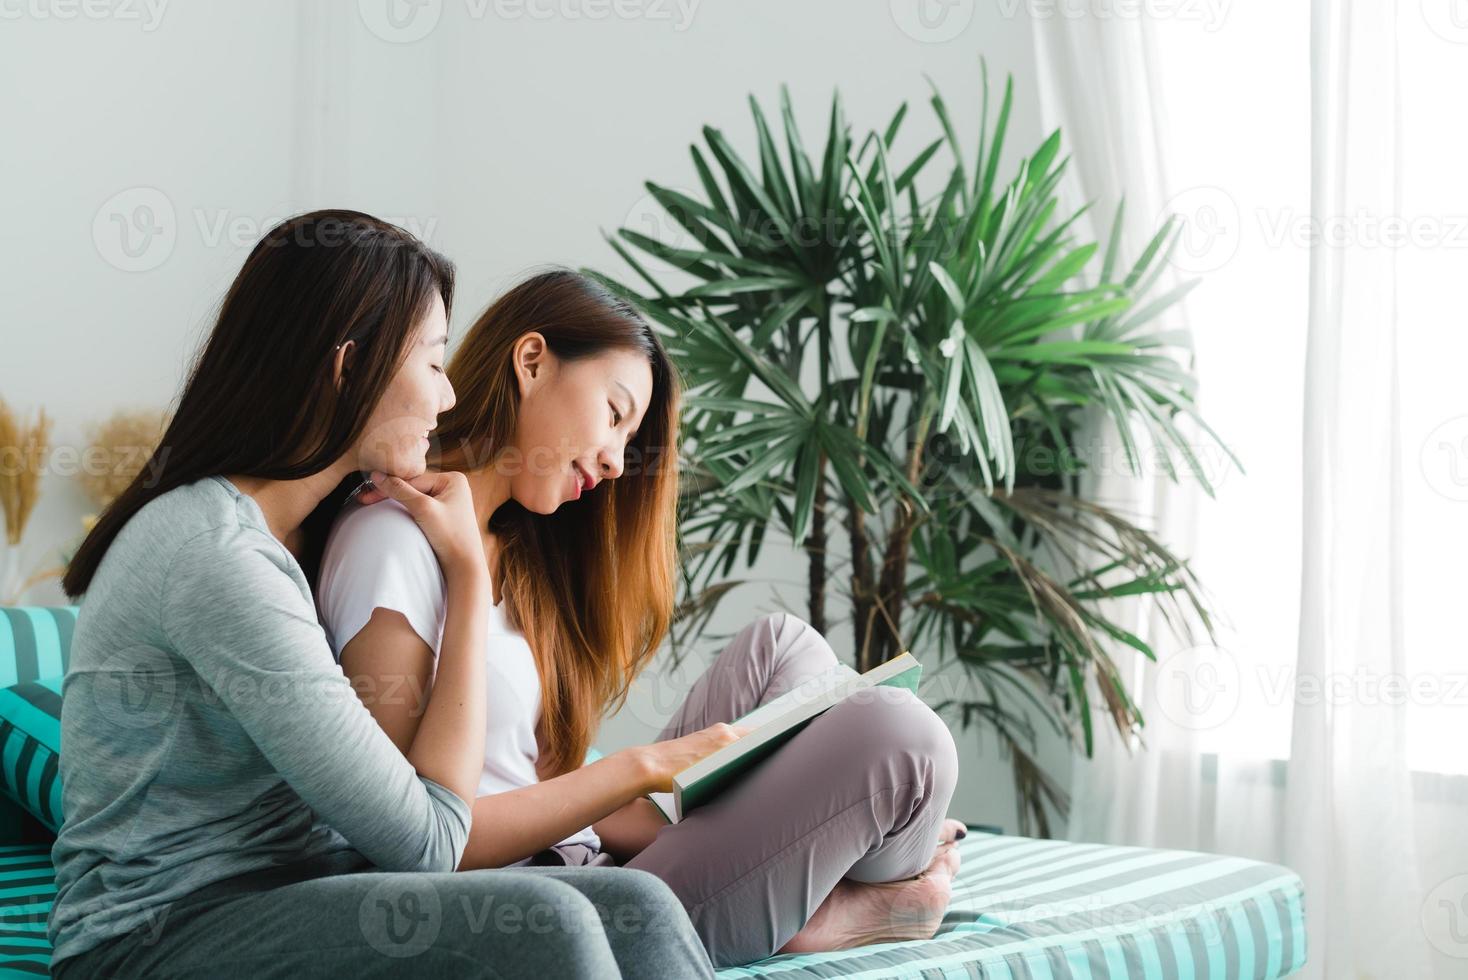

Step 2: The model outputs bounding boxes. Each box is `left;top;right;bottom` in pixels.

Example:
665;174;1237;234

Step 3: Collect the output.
0;611;1308;978
0;842;55;977
0;832;1308;980
0;609;76;837
0;680;62;834
712;831;1306;979
0;610;75;688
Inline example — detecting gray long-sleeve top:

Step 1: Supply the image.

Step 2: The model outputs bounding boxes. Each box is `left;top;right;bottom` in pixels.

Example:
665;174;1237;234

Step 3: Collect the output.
47;475;472;965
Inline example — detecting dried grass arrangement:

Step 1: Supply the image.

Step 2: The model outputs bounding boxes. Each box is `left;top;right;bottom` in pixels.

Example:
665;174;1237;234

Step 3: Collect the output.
0;398;50;547
78;408;170;509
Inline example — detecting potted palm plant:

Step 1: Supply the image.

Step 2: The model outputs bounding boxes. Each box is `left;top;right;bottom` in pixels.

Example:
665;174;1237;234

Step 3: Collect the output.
589;62;1239;835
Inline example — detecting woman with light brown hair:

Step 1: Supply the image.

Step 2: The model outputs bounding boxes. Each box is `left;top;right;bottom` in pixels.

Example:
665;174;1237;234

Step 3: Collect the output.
315;268;966;969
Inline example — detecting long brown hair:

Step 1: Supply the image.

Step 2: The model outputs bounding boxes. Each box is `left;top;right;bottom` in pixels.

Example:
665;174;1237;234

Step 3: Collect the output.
432;269;681;778
63;210;455;598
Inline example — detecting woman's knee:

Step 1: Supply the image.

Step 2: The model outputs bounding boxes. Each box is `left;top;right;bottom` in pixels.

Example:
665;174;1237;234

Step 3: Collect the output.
744;611;838;678
823;686;959;788
528;867;699;938
427;871;614;965
526;868;712;977
606;868;704;945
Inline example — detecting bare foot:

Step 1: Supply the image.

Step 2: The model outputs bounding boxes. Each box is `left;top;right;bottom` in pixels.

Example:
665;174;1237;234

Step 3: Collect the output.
777;843;960;955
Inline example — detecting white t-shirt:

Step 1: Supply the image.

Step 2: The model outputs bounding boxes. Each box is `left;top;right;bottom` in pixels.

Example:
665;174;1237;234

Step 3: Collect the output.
315;497;601;865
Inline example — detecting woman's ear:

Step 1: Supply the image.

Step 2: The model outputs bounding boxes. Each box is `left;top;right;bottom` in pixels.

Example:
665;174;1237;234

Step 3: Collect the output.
332;339;356;393
512;331;550;397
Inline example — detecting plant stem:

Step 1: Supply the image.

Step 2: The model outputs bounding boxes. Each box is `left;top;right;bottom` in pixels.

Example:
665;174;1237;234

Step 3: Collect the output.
872;398;933;666
807;455;827;634
847;501;875;669
805;297;833;635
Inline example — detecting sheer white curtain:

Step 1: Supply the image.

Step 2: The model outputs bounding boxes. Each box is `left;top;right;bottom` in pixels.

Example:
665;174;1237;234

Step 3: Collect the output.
1028;6;1213;854
1032;1;1438;975
1283;1;1429;974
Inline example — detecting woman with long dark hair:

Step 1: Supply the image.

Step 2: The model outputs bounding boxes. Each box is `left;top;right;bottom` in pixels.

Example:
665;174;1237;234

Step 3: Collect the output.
316;268;965;969
49;215;714;979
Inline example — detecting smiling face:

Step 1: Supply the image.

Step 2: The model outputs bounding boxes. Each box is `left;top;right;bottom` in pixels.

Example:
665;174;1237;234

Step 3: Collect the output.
349;290;456;479
508;332;653;514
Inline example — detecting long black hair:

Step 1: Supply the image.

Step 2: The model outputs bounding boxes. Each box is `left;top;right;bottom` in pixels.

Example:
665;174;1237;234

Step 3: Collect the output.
63;209;454;598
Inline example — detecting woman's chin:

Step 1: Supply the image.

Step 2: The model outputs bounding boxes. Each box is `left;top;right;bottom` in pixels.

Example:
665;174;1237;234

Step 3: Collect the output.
379;457;427;481
531;490;568;515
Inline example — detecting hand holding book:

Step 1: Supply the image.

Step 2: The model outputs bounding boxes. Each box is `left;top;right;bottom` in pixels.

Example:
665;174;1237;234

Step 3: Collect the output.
644;652;923;823
636;720;755;796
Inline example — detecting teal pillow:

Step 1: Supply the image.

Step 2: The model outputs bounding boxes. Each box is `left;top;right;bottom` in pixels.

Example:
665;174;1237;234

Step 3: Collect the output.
0;676;63;833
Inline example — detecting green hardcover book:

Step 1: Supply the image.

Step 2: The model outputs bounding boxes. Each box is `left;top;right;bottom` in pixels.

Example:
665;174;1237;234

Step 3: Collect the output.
645;651;923;824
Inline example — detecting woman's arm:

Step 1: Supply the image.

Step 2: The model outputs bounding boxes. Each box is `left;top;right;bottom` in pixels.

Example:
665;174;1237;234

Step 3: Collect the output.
591;797;668;864
346;471;491;805
161;521;486;874
458;725;749;867
396;563;489;803
340;612;661;867
459;751;656;868
337;612;750;867
339;608;437;755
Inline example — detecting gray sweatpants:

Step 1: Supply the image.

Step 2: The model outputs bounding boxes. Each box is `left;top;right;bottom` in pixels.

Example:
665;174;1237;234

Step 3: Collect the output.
50;848;714;978
622;612;960;968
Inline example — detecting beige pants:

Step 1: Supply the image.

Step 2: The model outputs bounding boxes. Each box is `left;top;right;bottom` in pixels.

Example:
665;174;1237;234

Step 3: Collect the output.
615;612;960;968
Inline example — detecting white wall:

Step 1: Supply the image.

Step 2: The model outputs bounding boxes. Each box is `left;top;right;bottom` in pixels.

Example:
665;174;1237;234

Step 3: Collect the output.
0;0;1069;834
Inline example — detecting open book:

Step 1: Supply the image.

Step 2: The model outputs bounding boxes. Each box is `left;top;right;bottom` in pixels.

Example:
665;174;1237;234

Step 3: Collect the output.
645;651;923;824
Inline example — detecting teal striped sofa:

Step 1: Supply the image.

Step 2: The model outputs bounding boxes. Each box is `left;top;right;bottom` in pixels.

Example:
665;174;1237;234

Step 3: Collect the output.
0;606;1307;979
